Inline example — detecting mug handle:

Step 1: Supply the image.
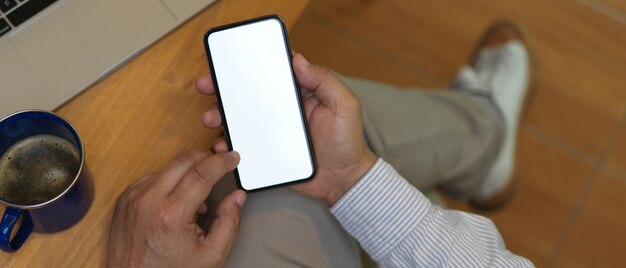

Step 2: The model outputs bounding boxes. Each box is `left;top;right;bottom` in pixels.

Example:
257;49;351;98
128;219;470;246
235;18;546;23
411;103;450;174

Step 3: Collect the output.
0;207;34;252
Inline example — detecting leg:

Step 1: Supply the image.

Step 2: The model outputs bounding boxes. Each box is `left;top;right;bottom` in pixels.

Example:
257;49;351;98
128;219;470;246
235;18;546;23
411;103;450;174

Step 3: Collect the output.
198;77;496;267
199;173;362;268
338;22;533;205
338;75;504;199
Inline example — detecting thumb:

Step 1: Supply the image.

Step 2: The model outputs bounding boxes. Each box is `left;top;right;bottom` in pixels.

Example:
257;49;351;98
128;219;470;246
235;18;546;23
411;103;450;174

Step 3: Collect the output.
293;53;352;107
204;190;246;258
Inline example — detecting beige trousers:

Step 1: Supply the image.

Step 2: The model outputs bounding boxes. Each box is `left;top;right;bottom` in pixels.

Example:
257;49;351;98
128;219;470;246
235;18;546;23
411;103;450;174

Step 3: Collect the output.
200;75;504;267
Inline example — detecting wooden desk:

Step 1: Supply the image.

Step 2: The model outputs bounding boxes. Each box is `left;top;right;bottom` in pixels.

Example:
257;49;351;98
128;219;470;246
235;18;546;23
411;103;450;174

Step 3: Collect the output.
0;0;311;266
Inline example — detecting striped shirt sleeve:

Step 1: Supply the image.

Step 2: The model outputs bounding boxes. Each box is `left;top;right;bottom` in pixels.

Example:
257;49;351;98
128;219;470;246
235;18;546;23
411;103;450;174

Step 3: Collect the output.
330;158;534;268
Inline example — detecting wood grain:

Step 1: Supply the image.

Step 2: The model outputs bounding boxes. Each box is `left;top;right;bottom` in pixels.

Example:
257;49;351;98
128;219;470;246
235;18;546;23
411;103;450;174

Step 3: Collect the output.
302;0;626;158
292;0;626;266
291;12;435;88
552;171;626;268
0;0;310;266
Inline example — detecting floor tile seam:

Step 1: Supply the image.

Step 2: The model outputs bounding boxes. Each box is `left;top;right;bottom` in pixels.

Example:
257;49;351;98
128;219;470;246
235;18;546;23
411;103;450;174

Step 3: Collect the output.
578;0;626;25
521;124;597;167
543;106;626;267
601;164;626;183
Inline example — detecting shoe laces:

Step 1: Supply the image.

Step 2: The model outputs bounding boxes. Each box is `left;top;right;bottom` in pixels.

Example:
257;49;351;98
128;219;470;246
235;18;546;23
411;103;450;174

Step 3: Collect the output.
475;45;517;99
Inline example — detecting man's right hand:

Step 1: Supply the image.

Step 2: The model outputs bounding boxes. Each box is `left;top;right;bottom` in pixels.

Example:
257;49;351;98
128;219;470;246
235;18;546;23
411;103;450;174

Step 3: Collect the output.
108;151;245;268
196;53;376;206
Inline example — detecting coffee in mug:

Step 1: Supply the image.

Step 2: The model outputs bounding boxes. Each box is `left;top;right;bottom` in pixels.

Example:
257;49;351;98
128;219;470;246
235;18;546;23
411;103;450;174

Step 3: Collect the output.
0;135;80;206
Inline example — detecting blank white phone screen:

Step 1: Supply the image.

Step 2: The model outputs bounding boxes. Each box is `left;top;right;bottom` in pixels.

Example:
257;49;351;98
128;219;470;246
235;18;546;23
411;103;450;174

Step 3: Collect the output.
207;18;314;191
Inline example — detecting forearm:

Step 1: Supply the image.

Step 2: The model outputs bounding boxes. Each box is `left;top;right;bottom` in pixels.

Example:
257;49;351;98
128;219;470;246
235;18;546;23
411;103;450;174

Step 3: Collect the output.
330;158;534;267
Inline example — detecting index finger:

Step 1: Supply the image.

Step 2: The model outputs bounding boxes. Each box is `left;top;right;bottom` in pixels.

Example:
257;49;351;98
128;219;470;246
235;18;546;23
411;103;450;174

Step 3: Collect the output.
169;151;240;218
196;73;215;95
151;151;212;195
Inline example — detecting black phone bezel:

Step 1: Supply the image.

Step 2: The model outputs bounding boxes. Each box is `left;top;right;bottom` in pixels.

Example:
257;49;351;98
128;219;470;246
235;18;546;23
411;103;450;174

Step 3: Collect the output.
203;14;317;192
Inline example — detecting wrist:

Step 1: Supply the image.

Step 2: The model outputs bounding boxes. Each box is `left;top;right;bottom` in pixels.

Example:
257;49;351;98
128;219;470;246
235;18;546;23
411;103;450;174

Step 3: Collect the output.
325;150;377;206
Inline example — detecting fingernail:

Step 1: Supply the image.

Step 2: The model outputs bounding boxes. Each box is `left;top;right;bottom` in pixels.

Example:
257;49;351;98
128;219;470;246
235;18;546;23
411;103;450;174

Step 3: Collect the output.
236;191;246;207
300;54;310;66
227;151;240;160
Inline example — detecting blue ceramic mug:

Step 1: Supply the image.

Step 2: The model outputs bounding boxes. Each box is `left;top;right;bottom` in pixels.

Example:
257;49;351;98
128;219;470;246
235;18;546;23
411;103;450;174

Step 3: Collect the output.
0;110;93;252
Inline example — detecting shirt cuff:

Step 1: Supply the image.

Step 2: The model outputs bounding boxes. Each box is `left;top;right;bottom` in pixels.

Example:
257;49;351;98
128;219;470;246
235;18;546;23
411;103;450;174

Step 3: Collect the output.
330;158;433;261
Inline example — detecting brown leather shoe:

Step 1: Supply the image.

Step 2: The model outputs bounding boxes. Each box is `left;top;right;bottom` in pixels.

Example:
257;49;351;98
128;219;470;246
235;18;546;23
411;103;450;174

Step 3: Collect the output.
461;21;537;210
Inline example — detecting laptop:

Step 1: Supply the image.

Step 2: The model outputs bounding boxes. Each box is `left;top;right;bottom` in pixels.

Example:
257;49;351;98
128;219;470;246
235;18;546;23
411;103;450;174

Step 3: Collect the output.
0;0;218;117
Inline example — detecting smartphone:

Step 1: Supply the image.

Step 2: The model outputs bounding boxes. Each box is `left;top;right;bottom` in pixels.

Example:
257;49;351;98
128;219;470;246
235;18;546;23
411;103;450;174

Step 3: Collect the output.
203;15;315;191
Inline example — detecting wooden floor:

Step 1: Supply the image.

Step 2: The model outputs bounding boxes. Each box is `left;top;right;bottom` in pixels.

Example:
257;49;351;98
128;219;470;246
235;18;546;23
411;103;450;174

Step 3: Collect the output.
291;0;626;267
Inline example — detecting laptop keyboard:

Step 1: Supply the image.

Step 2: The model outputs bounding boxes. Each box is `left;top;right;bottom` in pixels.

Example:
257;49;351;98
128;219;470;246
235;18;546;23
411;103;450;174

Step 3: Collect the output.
0;0;57;38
